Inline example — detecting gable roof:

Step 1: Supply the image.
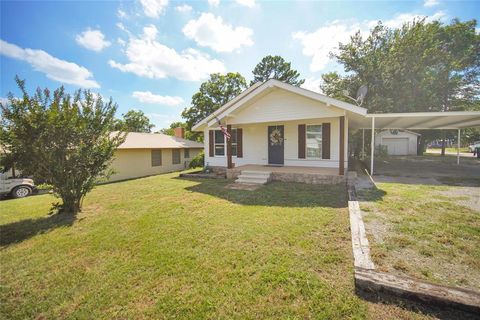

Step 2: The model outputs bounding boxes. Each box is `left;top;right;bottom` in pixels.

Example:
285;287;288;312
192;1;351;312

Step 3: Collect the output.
117;132;203;149
192;79;367;131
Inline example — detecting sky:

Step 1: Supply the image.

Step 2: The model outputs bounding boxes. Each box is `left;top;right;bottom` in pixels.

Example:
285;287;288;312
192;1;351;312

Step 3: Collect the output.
1;0;479;130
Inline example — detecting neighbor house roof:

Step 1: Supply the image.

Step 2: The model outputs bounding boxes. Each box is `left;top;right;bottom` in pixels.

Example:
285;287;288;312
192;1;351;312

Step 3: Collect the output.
116;132;203;149
192;79;368;131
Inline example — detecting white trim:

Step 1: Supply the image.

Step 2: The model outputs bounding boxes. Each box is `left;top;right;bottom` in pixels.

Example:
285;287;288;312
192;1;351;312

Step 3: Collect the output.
366;111;480;118
192;79;367;131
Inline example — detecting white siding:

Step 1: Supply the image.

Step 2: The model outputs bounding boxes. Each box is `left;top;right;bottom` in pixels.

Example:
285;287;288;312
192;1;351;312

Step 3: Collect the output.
227;88;344;125
375;130;418;155
204;117;348;169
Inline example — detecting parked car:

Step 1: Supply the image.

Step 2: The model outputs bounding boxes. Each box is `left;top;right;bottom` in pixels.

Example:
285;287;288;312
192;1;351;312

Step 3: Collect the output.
468;141;480;153
0;173;36;198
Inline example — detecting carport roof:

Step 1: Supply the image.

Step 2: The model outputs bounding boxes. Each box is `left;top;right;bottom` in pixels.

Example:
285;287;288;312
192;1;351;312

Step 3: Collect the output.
349;111;480;130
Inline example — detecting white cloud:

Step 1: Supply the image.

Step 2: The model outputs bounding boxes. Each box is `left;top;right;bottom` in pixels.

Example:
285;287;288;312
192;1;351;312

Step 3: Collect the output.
117;38;126;46
301;77;323;93
0;97;9;106
117;9;127;19
235;0;255;8
424;0;439;7
132;91;184;106
0;39;100;88
140;0;168;18
183;13;253;53
175;4;192;12
293;11;447;72
208;0;220;7
109;24;225;81
75;29;111;52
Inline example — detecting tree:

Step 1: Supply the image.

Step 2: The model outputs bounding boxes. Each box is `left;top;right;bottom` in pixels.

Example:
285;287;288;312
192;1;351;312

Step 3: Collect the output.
251;55;305;86
0;78;125;214
182;73;247;131
115;110;154;132
322;19;479;114
321;19;479;155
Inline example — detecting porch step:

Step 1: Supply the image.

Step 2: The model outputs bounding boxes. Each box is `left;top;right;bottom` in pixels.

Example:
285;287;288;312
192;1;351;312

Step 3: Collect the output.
235;170;272;185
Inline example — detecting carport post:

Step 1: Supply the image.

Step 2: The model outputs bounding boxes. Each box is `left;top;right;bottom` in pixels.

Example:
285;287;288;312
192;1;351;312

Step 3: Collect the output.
457;129;461;165
370;117;375;175
362;129;365;159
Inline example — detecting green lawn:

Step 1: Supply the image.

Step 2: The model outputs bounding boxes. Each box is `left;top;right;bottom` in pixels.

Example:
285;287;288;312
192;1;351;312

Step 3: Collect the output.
1;173;432;319
359;183;480;291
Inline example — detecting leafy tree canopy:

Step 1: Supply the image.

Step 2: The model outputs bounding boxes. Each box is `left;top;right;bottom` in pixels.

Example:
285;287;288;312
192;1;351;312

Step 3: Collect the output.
251;55;305;86
115;110;154;133
182;73;247;131
0;78;125;214
321;19;480;114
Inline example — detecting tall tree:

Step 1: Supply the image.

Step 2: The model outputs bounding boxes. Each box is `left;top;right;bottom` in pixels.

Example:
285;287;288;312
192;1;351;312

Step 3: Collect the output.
115;110;154;133
321;19;479;114
0;78;125;214
251;55;305;86
182;73;247;131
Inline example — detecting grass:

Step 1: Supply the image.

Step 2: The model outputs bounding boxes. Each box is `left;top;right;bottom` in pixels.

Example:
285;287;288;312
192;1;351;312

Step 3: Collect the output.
426;147;469;153
359;183;480;290
0;172;444;319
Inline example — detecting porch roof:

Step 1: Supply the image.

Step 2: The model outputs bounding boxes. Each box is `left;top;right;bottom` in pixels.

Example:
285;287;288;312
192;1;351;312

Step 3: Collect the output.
349;111;480;130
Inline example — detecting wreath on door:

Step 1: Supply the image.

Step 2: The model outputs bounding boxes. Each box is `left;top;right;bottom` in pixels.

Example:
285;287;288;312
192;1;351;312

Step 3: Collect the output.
270;128;283;146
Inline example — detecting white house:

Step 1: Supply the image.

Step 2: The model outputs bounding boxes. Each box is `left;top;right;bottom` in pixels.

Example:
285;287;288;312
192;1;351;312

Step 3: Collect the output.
192;79;366;183
192;79;480;183
375;130;420;156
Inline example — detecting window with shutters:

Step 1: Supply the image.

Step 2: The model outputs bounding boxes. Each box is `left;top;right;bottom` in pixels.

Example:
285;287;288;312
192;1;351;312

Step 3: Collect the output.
214;130;225;156
306;125;322;158
172;149;181;164
184;148;190;158
151;149;162;166
214;129;237;157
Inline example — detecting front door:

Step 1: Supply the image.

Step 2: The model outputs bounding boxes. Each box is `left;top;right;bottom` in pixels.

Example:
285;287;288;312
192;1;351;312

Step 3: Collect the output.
268;125;284;165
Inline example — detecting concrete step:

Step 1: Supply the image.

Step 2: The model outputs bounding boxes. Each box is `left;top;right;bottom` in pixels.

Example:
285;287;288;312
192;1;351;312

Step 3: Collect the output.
235;177;269;185
241;170;271;176
238;173;271;180
235;170;271;185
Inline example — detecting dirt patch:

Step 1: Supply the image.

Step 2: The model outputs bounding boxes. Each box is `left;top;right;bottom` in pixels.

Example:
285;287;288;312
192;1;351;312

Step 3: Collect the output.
435;187;480;213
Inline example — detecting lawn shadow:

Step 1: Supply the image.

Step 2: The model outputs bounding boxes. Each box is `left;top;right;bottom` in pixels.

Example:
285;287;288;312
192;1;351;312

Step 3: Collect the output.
178;177;348;208
355;187;387;202
357;287;480;320
0;213;76;247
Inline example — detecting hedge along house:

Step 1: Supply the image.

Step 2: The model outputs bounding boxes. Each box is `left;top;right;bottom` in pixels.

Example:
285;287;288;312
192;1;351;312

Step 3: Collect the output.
192;79;367;184
192;79;480;185
109;129;202;182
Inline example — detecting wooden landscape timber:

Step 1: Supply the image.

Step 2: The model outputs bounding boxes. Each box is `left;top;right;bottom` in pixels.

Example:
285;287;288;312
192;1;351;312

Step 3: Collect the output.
347;179;480;315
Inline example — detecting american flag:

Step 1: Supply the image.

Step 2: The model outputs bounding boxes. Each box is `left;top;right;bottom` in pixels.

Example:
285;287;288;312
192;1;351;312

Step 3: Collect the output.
219;124;231;140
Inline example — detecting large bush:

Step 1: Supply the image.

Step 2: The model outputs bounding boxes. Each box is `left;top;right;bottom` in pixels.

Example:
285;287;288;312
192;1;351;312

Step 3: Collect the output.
189;151;204;169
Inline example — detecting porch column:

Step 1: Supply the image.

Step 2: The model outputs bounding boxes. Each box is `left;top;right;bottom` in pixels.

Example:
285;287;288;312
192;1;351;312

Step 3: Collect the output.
457;129;461;165
370;117;375;175
339;116;345;175
227;124;233;169
362;129;365;159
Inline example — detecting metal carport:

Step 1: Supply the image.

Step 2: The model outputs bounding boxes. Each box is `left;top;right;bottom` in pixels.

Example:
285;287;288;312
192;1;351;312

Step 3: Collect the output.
348;111;480;174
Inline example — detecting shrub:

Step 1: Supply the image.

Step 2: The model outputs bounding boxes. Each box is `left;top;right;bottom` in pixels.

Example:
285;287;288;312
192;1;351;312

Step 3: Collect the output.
189;151;204;169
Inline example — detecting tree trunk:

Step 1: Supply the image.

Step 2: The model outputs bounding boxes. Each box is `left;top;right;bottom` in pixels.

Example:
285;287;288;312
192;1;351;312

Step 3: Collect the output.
441;130;446;156
60;193;82;215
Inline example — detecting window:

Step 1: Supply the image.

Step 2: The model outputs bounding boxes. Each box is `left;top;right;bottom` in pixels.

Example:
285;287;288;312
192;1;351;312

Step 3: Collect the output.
172;149;181;164
306;125;322;158
214;129;237;157
214;130;225;156
151;150;162;167
184;148;190;158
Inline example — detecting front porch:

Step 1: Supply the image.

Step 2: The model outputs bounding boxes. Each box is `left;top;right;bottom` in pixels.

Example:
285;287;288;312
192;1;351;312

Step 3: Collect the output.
226;164;346;185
